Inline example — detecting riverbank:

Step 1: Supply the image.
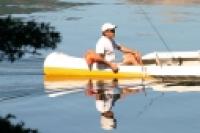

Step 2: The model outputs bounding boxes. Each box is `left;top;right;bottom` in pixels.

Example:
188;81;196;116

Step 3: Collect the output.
0;0;97;15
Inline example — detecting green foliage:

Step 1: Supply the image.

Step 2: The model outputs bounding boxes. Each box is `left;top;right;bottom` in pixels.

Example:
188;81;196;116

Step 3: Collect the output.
0;15;61;62
0;114;38;133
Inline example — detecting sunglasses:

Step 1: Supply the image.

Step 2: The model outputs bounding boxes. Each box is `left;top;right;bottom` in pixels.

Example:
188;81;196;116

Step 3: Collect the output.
107;29;115;33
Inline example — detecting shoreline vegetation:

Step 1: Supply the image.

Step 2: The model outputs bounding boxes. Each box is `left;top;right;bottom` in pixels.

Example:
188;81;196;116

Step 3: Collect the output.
0;16;61;62
0;114;38;133
0;0;97;15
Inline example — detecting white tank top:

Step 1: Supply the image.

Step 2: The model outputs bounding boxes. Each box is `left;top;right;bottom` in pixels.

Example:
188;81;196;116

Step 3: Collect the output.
96;36;118;62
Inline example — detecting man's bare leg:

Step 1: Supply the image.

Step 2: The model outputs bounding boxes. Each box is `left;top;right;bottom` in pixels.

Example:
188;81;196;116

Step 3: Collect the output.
122;53;138;65
85;50;118;73
122;53;143;65
134;52;143;65
120;46;143;65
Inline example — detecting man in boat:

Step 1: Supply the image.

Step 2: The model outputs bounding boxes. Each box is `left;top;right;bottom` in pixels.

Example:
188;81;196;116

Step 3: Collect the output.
85;22;143;73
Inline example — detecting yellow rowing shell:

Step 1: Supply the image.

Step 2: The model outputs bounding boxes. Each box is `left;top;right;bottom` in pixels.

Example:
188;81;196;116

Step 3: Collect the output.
43;52;149;79
44;67;148;79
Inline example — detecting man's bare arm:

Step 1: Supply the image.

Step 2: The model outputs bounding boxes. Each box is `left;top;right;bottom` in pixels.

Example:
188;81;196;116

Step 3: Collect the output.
118;45;137;54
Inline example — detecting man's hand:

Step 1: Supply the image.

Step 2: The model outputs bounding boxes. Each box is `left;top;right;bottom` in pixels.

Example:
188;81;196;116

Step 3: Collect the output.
109;63;119;73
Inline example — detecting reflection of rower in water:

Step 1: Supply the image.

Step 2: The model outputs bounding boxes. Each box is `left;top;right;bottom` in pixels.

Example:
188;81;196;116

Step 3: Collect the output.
85;79;144;130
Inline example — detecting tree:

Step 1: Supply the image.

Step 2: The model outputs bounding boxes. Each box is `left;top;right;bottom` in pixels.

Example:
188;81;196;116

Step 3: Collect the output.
0;16;61;62
0;114;38;133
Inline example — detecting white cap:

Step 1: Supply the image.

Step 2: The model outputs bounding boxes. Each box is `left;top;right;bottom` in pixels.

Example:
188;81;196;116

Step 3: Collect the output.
101;115;115;130
101;23;117;32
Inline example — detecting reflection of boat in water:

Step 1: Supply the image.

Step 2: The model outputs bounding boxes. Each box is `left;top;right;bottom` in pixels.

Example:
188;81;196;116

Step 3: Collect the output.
44;76;148;97
152;81;200;93
44;78;86;97
43;77;200;130
44;51;200;80
44;76;200;98
44;77;148;130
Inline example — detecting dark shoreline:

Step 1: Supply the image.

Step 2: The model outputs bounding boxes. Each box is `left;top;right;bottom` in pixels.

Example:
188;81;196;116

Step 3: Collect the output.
0;0;97;15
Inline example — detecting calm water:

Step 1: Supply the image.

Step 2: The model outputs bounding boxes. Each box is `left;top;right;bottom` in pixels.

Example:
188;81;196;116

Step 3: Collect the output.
0;0;200;132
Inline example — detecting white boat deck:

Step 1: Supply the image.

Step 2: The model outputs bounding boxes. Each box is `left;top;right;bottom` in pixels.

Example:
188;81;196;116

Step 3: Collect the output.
142;50;200;66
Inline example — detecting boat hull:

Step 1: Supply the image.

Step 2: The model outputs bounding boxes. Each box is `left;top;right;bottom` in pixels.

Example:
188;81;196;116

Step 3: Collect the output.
44;67;147;79
43;52;148;79
43;52;200;80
